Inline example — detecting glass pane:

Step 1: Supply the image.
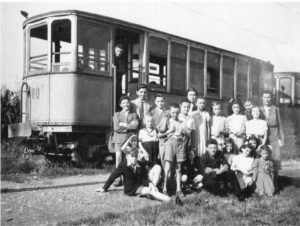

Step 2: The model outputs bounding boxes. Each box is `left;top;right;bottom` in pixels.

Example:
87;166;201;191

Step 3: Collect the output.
149;36;168;56
29;25;48;72
207;52;220;96
52;20;71;72
190;47;204;95
251;62;261;100
296;79;300;98
170;42;186;94
237;59;248;100
78;21;110;75
222;56;234;99
149;37;168;87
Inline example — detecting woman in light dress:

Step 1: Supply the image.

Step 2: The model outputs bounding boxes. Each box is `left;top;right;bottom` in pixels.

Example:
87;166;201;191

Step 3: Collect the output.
246;106;268;146
191;97;210;157
226;99;247;151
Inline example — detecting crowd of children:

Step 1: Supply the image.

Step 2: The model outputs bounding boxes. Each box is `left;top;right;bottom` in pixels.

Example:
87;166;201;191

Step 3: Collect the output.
97;85;284;203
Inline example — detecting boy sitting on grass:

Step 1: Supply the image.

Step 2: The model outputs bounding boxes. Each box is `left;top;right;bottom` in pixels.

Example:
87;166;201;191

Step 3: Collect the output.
96;144;170;202
200;139;244;201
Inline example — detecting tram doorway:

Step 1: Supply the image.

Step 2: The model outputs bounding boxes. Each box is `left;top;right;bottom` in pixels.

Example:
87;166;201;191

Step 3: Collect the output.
114;29;141;111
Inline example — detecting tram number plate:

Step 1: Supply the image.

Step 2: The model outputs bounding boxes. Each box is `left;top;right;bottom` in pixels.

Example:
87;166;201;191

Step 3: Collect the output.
42;126;72;132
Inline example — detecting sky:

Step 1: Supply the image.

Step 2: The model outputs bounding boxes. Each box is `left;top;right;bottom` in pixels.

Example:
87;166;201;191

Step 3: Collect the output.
1;0;300;91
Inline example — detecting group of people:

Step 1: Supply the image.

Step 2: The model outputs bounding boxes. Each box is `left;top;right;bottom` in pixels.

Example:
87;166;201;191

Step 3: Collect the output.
96;84;284;203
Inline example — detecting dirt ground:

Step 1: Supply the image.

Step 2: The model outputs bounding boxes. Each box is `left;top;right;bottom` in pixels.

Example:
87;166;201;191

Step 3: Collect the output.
1;173;159;226
1;160;300;226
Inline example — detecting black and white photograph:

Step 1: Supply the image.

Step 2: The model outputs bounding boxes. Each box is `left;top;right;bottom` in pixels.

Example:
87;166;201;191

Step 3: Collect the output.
1;1;300;225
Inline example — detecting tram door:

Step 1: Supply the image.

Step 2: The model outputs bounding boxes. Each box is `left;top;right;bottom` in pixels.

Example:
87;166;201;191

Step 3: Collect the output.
276;76;293;105
114;29;142;111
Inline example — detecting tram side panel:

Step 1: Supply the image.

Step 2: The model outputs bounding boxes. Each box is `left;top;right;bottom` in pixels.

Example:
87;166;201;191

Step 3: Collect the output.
49;73;112;127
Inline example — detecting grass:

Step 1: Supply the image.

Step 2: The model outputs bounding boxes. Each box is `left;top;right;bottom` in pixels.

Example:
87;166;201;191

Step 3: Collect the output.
58;181;300;226
1;139;113;183
280;107;300;160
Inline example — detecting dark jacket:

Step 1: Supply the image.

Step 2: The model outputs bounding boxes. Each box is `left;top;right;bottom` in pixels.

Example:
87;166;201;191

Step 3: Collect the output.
103;160;149;196
182;156;202;179
200;151;228;178
112;111;138;144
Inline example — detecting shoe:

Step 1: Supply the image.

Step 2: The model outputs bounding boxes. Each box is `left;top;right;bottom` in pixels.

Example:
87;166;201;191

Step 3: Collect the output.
175;195;184;206
238;194;246;202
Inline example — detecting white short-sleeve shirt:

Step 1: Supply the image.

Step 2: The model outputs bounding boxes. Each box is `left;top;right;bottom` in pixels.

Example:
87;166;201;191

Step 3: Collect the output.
138;128;158;142
246;119;268;137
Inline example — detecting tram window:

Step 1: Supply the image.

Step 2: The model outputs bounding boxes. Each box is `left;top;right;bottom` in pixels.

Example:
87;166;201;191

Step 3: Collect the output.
52;20;71;72
148;37;168;88
29;24;48;73
190;47;204;96
237;59;248;100
251;62;261;100
77;21;110;75
207;52;220;97
131;43;140;82
170;42;187;94
222;56;234;99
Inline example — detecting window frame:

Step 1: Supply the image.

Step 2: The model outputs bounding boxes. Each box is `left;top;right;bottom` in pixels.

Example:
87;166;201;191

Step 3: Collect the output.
76;18;112;77
236;57;250;100
189;44;205;96
147;34;169;91
170;40;188;95
51;18;73;73
206;50;221;98
27;22;49;76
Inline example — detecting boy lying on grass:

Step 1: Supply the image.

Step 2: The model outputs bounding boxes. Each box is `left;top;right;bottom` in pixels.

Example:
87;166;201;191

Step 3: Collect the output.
96;143;170;202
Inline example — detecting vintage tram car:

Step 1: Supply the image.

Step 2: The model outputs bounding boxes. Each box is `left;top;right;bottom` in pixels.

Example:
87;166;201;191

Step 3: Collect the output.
8;10;274;163
273;72;300;106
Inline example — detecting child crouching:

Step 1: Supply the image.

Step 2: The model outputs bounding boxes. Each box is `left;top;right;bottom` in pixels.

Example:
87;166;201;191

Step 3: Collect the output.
181;147;203;193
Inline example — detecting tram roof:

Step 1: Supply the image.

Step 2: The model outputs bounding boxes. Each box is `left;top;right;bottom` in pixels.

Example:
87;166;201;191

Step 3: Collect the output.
24;10;273;67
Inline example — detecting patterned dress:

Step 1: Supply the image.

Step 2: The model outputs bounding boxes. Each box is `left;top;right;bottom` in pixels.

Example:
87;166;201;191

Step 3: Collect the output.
252;158;275;196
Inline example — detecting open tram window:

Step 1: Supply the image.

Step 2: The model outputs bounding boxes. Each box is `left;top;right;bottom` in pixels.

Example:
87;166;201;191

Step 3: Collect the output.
51;19;71;72
222;56;234;100
77;21;110;75
190;47;204;96
207;52;220;97
237;59;248;100
148;36;168;89
29;24;48;73
170;42;187;94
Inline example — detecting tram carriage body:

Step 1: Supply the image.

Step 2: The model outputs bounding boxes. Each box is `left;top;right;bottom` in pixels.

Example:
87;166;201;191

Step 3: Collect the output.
8;10;274;162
